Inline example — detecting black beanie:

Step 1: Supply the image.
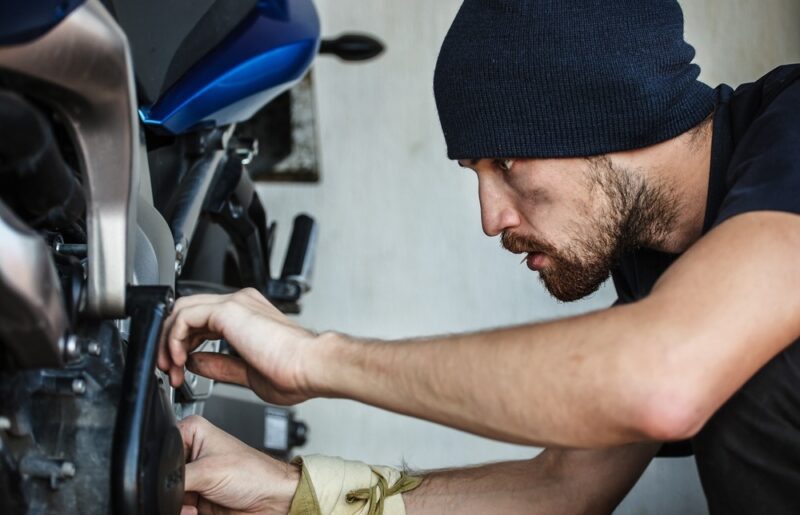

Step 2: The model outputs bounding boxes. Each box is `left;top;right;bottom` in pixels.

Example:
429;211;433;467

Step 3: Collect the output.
433;0;715;160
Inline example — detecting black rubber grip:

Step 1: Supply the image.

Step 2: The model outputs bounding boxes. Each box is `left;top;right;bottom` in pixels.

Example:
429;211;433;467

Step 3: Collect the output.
280;214;316;280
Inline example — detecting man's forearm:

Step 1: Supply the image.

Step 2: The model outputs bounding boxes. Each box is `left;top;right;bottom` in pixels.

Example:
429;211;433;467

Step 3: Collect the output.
312;303;655;447
306;214;800;448
404;444;657;515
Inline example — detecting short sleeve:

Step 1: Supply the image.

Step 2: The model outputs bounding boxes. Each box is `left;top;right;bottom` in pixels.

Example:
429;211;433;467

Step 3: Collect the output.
712;79;800;228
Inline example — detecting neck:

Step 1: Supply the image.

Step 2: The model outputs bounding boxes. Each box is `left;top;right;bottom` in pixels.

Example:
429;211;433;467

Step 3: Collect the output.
619;119;714;254
660;121;714;253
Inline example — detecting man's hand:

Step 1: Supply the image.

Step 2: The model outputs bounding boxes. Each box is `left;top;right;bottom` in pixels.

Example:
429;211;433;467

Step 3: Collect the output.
158;288;318;405
178;415;299;515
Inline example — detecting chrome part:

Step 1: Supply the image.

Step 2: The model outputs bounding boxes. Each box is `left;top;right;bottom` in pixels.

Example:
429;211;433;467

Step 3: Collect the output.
87;341;101;357
71;379;86;395
0;200;67;368
173;401;206;420
61;334;81;362
233;137;258;166
54;242;88;258
0;0;140;316
180;340;220;402
174;238;188;276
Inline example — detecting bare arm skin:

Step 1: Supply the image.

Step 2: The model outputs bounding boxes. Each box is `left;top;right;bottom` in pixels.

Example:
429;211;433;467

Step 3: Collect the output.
404;443;658;515
160;211;800;447
176;416;657;515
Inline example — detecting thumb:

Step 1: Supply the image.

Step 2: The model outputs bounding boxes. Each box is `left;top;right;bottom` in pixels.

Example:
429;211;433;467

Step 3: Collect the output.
187;352;249;388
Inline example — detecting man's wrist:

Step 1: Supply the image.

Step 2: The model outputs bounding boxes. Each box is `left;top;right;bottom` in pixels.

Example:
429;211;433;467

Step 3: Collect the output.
304;331;353;398
267;460;301;513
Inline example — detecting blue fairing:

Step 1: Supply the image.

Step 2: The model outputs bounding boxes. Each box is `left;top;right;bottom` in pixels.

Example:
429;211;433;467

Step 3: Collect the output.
140;0;320;135
0;0;84;45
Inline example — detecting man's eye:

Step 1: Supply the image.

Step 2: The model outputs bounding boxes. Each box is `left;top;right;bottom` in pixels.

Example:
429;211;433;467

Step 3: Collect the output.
494;159;514;173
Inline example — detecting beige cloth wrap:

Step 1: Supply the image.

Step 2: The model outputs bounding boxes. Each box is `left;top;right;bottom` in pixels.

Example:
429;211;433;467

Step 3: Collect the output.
288;455;423;515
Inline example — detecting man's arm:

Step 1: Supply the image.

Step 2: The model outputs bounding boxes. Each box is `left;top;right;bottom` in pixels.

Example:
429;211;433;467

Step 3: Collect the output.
162;211;800;447
404;443;658;515
305;211;800;446
176;415;657;515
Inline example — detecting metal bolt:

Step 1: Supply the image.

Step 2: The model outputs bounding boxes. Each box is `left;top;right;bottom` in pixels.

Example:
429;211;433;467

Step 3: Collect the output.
54;242;88;258
165;289;176;312
0;416;10;431
87;342;101;356
228;199;244;219
61;335;80;361
175;239;188;276
60;462;76;478
71;379;86;395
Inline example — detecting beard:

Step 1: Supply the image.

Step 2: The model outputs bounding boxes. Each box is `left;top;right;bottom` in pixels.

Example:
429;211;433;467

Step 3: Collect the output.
502;157;680;302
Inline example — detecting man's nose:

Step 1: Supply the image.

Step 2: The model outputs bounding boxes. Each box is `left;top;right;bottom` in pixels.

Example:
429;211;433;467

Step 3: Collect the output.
478;179;520;237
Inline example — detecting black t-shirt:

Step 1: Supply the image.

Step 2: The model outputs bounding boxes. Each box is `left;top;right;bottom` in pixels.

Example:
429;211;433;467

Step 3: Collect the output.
612;64;800;303
611;64;800;514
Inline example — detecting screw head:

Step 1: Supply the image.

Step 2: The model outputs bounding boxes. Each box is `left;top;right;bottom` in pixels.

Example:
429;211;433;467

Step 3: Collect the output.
71;379;86;395
61;462;76;477
62;335;80;361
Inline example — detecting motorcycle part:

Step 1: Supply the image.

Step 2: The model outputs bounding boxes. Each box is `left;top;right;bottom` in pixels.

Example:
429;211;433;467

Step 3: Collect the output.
0;0;140;317
105;0;258;104
112;286;184;515
200;151;272;288
0;322;126;513
0;198;67;368
0;0;84;45
134;140;176;288
280;214;317;295
319;33;385;62
0;91;85;229
237;73;322;183
139;0;320;134
167;126;235;277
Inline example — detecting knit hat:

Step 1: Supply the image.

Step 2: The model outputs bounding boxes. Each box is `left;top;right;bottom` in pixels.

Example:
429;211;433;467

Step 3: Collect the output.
433;0;715;160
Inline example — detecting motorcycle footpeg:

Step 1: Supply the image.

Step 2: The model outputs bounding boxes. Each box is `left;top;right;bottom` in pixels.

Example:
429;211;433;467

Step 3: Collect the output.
264;214;317;313
280;213;317;294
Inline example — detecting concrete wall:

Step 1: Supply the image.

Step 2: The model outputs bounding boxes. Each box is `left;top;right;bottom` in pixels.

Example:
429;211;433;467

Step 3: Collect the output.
255;1;800;513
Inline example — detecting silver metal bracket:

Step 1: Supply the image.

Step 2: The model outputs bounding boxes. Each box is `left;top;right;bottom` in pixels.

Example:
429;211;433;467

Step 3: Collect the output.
0;0;140;316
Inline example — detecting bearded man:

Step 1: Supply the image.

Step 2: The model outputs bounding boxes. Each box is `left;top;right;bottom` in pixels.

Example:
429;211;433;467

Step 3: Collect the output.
159;1;800;513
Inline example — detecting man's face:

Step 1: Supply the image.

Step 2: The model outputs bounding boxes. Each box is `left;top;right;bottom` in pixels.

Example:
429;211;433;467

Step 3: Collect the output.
459;156;679;301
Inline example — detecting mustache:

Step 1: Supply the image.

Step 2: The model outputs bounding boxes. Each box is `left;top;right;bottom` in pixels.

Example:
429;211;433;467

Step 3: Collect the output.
500;231;557;256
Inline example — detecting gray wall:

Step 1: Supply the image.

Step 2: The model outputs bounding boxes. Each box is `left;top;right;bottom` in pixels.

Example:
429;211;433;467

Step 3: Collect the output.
255;1;800;513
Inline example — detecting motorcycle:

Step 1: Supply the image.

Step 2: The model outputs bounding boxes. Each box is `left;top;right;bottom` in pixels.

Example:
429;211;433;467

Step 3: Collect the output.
0;1;383;513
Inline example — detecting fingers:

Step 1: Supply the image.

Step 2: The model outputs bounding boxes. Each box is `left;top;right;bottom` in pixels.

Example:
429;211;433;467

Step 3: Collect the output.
165;303;230;387
187;353;250;388
159;294;227;373
159;291;260;376
178;415;206;462
178;415;241;462
183;491;199;508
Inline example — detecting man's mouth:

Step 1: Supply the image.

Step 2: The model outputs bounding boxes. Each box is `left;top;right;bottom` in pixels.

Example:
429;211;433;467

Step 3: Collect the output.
525;252;548;271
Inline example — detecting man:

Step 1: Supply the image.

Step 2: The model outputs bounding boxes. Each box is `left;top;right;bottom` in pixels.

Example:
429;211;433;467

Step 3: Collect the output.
159;1;800;513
